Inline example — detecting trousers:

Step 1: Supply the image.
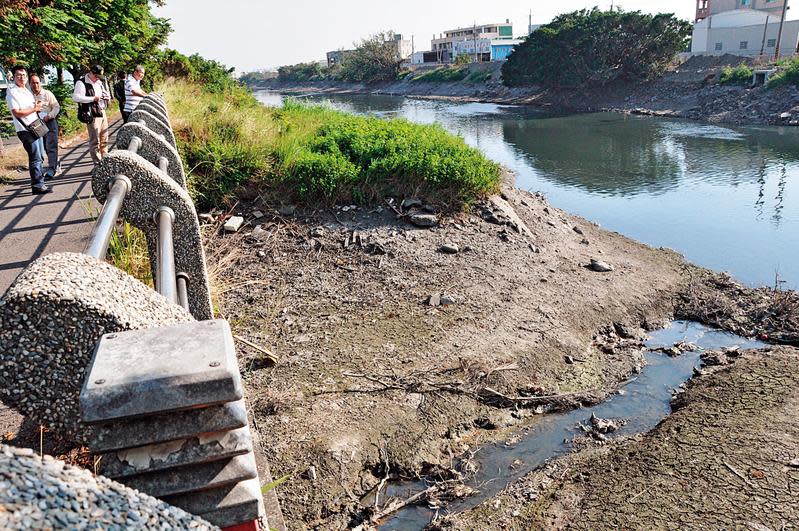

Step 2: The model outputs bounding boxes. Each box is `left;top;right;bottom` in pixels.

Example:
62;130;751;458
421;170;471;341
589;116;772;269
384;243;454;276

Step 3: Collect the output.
17;131;45;188
44;119;59;171
86;113;109;164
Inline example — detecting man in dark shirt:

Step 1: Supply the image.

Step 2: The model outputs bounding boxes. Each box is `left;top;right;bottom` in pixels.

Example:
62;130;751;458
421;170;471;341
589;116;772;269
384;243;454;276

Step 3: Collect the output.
113;71;127;122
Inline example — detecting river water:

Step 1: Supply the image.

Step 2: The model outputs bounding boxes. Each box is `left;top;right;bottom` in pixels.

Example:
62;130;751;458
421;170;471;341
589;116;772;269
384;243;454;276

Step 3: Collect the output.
255;91;799;289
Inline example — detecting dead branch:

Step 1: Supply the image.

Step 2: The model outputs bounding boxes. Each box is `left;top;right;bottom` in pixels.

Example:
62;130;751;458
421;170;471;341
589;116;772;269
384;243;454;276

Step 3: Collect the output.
233;334;279;364
480;387;604;409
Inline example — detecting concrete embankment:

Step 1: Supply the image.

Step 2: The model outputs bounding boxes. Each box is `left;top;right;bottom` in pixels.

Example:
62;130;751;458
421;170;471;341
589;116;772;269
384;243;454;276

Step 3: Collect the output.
252;55;799;127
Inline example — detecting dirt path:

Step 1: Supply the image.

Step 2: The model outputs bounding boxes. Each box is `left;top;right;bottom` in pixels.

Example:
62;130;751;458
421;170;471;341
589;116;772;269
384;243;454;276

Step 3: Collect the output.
210;178;696;529
440;346;799;530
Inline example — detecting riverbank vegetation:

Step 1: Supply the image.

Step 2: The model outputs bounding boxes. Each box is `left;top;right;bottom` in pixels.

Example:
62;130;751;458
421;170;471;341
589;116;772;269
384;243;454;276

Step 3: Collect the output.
767;56;799;89
502;9;691;87
277;32;403;84
719;62;754;85
162;79;500;209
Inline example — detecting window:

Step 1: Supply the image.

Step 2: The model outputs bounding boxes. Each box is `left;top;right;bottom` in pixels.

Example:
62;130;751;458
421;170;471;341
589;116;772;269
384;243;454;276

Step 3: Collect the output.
767;38;777;47
715;42;723;51
740;41;748;49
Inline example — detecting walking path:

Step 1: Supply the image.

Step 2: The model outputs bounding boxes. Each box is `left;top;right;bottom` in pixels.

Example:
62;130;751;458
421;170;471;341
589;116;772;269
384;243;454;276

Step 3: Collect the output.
0;121;121;295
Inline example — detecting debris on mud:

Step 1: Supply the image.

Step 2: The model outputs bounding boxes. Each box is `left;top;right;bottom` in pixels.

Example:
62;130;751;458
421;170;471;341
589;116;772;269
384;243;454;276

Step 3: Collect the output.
678;267;799;345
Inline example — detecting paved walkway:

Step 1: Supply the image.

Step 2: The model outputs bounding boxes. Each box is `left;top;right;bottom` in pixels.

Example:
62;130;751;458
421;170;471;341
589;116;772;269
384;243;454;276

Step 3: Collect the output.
0;121;121;294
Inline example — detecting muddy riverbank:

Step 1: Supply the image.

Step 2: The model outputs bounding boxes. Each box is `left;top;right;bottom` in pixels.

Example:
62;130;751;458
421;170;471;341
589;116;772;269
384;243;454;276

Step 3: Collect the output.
207;173;799;529
251;56;799;127
439;345;799;530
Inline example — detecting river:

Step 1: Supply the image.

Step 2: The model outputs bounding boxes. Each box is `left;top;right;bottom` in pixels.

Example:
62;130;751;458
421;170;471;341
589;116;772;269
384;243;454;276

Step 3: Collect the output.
255;91;799;289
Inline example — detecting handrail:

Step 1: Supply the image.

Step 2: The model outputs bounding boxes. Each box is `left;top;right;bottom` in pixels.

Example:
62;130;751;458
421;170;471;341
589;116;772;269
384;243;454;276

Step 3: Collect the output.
154;206;177;303
84;175;131;259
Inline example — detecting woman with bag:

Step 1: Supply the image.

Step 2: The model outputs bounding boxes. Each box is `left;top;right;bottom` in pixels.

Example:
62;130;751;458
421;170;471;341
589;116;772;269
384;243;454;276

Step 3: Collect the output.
72;64;111;165
4;65;50;195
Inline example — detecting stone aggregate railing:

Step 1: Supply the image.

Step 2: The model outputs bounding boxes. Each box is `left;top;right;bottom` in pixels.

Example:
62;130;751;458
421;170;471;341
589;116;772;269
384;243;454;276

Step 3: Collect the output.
0;95;266;530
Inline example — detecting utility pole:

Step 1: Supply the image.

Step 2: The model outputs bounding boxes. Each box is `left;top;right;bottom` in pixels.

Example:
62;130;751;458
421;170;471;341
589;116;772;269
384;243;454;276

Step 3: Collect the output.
529;9;532;35
473;21;478;63
775;0;789;59
760;15;770;57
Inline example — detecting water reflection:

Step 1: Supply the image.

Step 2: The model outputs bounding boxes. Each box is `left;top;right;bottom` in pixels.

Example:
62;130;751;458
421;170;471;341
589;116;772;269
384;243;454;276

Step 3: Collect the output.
255;91;799;288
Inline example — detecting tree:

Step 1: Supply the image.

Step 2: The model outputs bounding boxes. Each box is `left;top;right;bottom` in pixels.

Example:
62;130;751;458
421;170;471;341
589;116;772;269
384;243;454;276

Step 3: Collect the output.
0;0;170;78
339;32;402;84
502;9;692;88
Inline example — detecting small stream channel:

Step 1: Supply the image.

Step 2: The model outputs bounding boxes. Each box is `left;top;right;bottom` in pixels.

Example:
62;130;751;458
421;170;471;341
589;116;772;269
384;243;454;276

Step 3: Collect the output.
376;321;764;530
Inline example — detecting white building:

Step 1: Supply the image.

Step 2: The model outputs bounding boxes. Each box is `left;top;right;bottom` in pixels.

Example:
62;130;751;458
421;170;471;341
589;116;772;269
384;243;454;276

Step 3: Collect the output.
431;21;514;62
453;38;523;62
691;9;799;56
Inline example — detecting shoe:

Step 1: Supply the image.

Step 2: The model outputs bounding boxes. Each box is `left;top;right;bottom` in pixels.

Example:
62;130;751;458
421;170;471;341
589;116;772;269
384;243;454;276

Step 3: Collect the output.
32;185;53;195
54;165;62;177
44;170;55;181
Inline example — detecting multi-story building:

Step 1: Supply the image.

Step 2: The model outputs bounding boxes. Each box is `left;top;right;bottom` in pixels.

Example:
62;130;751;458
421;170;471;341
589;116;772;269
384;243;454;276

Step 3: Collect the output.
431;20;514;62
453;38;523;62
696;0;787;21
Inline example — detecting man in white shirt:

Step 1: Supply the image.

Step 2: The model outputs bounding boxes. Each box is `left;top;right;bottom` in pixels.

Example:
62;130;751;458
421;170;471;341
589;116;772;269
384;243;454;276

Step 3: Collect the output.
29;73;62;178
123;65;148;122
72;64;111;164
5;65;50;195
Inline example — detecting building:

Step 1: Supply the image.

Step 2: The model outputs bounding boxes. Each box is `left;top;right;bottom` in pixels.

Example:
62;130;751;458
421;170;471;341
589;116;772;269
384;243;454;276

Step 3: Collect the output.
431;20;514;62
696;0;787;21
392;34;414;61
691;9;799;56
326;50;354;67
452;38;522;62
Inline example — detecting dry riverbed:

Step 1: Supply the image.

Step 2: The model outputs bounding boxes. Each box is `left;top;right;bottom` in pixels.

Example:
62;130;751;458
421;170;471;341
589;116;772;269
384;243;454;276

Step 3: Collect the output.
438;346;799;530
205;174;799;529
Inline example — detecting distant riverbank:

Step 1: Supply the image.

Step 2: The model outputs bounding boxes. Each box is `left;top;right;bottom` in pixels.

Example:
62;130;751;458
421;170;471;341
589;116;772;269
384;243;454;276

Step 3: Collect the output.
249;56;799;127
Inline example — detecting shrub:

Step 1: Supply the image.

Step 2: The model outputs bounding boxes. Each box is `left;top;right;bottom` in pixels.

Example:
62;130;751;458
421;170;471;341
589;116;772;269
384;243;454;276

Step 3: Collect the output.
767;57;799;89
719;63;753;85
162;80;501;209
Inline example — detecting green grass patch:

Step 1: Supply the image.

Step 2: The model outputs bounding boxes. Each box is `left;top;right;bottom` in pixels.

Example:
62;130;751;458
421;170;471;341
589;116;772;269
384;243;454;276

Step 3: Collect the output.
767;57;799;89
719;63;753;86
411;66;469;83
465;70;493;84
162;80;501;210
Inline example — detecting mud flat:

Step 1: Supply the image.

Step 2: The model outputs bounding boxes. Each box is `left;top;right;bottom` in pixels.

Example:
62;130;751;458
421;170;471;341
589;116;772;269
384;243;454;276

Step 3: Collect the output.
206;174;798;529
438;345;799;530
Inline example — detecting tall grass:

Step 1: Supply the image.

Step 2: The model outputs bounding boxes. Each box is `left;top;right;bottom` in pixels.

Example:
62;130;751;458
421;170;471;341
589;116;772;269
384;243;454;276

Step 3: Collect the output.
107;222;152;286
161;79;501;209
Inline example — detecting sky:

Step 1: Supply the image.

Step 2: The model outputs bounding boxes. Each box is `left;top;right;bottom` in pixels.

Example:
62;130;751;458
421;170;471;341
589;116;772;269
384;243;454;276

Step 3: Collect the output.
152;1;697;73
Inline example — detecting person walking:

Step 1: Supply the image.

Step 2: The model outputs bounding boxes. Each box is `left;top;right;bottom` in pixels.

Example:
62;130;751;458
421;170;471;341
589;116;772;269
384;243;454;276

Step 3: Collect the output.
29;73;61;179
5;65;50;195
72;64;111;164
123;65;148;120
113;71;127;122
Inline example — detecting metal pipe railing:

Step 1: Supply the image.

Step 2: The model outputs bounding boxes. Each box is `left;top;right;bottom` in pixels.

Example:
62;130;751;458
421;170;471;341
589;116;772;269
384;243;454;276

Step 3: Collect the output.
176;273;190;310
127;136;142;155
84;176;132;259
154;206;177;303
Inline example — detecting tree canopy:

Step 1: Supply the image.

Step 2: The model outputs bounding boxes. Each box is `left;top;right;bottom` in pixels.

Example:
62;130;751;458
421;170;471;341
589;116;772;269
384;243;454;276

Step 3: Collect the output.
339;32;402;84
0;0;170;77
502;9;692;88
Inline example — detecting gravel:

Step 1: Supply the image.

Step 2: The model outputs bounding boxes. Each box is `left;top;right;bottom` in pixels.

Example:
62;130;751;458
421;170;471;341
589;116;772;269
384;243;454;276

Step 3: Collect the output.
0;444;216;530
0;252;193;439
